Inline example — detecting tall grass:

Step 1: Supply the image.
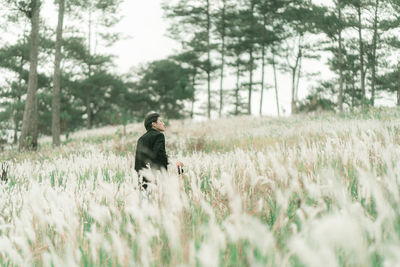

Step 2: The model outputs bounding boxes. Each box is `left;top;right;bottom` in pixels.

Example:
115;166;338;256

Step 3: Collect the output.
0;108;400;266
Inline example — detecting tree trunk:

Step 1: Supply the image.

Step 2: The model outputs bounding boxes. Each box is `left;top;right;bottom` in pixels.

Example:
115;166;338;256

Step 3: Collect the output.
86;6;93;129
398;67;400;106
19;0;40;150
291;50;301;114
206;0;211;119
86;92;91;129
259;13;266;116
235;60;240;115
371;0;379;107
247;0;255;115
357;5;366;105
15;48;25;144
259;45;265;116
352;74;356;108
52;0;65;146
338;1;344;112
272;52;280;116
218;0;226;118
291;68;297;114
295;50;302;101
218;44;225;117
191;71;196;118
32;93;38;146
248;48;254;115
13;115;19;145
289;36;302;114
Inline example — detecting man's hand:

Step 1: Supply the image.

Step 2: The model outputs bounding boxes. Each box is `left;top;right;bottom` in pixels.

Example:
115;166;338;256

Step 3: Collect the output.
177;162;184;175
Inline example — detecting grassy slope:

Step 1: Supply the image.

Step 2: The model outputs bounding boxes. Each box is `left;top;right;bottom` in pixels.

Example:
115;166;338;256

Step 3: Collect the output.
0;107;400;266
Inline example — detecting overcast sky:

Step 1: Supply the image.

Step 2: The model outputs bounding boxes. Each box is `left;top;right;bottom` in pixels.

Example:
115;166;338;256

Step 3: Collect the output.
112;0;179;73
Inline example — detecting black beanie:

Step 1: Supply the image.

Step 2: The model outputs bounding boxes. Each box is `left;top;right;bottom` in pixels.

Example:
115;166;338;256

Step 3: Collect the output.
144;113;159;131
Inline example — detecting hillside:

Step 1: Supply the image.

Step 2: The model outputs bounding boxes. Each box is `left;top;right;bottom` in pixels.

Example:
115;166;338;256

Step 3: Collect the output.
0;108;400;266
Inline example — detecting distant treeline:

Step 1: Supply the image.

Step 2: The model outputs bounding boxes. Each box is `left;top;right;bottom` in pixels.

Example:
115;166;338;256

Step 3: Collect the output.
1;0;400;149
162;0;400;116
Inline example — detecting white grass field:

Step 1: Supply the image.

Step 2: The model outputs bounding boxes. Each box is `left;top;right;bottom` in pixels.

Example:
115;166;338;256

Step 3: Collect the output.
0;108;400;266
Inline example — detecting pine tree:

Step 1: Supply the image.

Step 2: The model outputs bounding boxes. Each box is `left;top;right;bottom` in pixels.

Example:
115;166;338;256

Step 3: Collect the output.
13;0;42;150
163;0;216;118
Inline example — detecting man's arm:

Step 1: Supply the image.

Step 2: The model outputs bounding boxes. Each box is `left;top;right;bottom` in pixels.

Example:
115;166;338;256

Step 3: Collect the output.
152;133;168;169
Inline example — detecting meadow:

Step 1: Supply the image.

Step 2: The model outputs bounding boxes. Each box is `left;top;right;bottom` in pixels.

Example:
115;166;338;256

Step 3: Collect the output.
0;108;400;266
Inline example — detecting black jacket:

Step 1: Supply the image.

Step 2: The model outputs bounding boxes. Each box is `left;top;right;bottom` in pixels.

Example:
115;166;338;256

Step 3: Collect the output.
134;129;168;173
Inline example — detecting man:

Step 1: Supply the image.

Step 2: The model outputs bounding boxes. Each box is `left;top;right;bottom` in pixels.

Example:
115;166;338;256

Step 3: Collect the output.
134;113;182;190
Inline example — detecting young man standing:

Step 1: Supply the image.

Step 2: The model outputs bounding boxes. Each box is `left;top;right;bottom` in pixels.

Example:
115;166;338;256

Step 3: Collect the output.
134;113;182;190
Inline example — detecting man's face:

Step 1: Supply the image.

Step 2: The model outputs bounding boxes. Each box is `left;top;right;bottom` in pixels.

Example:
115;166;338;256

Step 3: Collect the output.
152;117;166;132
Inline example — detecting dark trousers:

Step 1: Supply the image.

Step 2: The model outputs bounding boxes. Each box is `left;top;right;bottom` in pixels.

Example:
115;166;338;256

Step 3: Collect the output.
138;175;149;190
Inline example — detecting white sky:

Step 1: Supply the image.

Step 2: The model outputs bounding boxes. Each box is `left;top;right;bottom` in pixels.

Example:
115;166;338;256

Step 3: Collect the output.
112;0;179;73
